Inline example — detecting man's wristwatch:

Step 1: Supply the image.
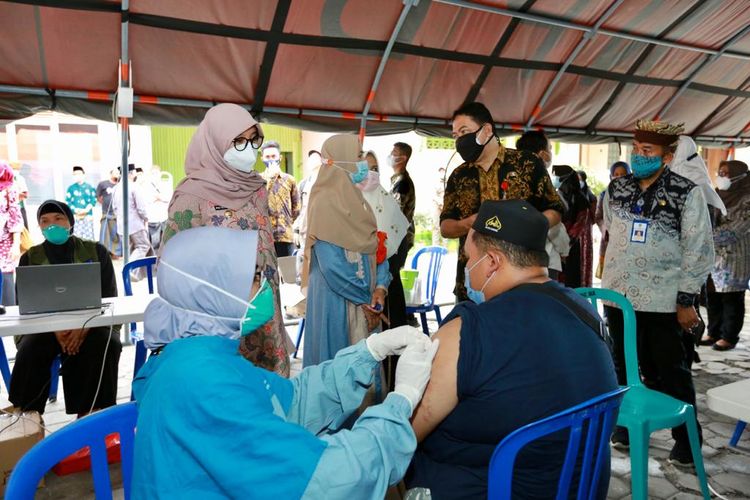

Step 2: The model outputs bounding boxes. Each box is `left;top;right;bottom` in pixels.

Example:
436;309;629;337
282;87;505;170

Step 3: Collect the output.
676;292;696;308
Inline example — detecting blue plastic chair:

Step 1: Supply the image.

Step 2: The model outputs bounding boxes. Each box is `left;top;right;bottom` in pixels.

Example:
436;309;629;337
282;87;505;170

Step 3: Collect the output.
405;246;448;334
5;402;137;500
488;387;629;500
123;256;157;398
0;272;11;393
293;318;305;359
576;287;710;500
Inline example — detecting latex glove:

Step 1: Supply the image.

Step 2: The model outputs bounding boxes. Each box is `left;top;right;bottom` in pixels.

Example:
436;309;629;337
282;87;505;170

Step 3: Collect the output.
366;325;427;361
394;339;440;414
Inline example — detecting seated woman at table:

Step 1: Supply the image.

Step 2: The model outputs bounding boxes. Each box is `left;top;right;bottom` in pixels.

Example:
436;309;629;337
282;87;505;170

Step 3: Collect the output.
8;200;121;417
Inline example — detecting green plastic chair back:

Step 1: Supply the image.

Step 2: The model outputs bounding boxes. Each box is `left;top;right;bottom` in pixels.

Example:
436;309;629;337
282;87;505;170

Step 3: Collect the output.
575;287;640;389
575;287;710;500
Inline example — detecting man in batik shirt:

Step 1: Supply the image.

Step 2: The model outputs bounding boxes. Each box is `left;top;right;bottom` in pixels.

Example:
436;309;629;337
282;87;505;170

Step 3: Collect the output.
65;165;97;241
440;102;564;302
261;141;300;257
602;119;714;466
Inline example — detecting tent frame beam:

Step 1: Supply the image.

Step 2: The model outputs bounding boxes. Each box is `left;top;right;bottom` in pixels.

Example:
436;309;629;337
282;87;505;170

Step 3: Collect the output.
655;24;750;120
584;0;710;134
434;0;750;62
525;0;623;129
692;73;750;136
251;0;291;117
4;83;750;144
461;0;537;106
358;0;419;141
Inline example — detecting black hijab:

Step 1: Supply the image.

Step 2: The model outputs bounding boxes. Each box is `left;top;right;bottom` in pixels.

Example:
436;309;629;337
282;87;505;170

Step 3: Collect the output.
37;200;76;264
553;165;590;223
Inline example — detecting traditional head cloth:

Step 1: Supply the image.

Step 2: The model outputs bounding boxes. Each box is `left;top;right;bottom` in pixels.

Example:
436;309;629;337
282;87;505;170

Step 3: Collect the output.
37;199;74;227
671;136;726;215
472;199;549;252
717;160;750;211
144;226;258;349
301;134;378;287
634;119;684;146
610;161;631;178
0;162;14;191
173;103;265;211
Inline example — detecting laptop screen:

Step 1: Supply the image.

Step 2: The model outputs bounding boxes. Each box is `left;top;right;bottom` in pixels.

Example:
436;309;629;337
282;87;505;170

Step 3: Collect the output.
16;263;102;315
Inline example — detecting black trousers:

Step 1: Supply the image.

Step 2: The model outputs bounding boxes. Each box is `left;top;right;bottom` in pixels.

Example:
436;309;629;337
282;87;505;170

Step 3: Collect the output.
604;306;700;444
9;328;122;415
707;290;746;345
384;237;412;329
274;241;295;258
383;237;412;391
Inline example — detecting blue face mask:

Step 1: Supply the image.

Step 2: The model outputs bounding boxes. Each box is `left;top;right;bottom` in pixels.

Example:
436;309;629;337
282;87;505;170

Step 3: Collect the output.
42;224;71;245
463;255;496;304
551;175;562;189
630;153;663;179
349;160;370;184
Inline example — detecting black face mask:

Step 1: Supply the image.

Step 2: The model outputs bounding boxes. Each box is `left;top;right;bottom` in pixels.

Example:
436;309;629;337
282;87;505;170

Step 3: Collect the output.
455;126;493;163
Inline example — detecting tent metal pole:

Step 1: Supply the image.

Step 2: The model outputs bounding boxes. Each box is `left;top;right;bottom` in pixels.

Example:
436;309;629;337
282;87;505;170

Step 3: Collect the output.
120;0;130;264
525;0;623;128
2;83;749;143
434;0;750;62
358;0;419;142
655;24;750;120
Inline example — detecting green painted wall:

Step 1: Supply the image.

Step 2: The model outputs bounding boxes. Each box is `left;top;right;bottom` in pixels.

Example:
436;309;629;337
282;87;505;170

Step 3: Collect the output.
150;123;303;187
151;126;196;186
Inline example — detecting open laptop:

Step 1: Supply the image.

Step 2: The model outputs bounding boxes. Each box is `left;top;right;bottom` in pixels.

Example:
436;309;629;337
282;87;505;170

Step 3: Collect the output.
16;263;102;315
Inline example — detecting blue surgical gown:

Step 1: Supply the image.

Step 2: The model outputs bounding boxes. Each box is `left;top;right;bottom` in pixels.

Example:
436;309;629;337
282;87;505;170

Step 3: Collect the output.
132;335;414;499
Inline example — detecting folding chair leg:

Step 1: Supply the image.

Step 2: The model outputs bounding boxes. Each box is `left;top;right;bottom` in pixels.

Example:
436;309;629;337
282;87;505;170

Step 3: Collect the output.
130;341;148;401
433;305;442;326
730;420;746;447
293;318;305;359
684;407;710;500
49;357;60;402
0;338;11;393
627;423;650;500
419;313;428;335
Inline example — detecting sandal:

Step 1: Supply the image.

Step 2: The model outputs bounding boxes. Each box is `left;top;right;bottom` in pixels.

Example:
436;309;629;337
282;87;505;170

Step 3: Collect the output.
712;339;736;351
698;334;717;346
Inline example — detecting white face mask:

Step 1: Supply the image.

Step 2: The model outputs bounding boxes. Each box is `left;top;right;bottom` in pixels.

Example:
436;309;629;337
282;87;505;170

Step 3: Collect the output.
715;176;732;191
223;146;258;173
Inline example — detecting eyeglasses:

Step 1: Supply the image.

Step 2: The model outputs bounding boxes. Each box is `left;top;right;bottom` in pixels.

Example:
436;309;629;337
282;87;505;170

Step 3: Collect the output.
232;134;264;152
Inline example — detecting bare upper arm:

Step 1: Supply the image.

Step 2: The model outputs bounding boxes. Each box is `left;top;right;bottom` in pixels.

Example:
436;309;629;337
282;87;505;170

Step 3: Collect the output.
411;317;461;443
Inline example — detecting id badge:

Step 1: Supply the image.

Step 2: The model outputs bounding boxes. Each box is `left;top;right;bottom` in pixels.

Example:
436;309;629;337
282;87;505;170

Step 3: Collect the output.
630;219;649;243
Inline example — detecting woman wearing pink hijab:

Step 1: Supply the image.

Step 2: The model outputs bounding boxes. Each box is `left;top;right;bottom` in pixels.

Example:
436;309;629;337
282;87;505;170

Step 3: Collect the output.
163;103;292;376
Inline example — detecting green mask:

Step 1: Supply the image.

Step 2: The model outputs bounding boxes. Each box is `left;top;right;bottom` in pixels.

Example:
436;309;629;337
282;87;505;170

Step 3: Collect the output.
42;224;71;245
240;278;275;336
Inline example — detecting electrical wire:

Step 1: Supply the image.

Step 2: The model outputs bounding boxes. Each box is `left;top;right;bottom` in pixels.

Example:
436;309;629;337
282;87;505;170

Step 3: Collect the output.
86;304;115;416
16;306;112;412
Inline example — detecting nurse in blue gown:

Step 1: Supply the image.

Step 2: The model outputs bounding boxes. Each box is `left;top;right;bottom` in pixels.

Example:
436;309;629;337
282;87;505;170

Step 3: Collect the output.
132;226;438;499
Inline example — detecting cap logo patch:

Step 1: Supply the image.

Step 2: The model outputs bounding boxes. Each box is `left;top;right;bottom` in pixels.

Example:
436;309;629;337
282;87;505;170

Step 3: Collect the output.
485;215;502;232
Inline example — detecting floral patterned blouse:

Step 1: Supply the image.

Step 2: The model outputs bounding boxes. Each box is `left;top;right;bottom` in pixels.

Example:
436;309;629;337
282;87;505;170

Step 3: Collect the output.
0;186;24;273
163;188;291;377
